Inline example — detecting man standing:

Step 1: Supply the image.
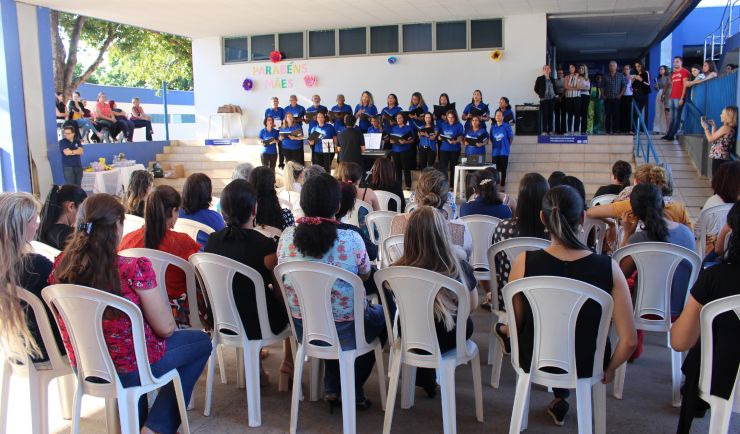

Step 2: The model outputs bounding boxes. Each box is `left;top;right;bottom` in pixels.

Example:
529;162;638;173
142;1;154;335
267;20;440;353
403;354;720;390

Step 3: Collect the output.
601;61;625;134
554;67;565;134
621;64;634;133
534;64;556;135
663;56;690;141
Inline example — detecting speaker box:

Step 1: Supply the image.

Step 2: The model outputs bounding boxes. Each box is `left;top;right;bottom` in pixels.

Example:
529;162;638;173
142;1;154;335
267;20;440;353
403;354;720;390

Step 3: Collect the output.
515;105;540;135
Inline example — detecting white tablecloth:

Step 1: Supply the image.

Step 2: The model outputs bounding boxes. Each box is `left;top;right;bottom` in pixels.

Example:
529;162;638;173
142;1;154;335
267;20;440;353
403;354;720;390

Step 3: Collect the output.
81;164;146;195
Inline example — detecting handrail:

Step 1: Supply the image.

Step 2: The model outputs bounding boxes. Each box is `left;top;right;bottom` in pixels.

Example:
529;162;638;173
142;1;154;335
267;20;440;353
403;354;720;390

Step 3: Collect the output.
631;100;660;164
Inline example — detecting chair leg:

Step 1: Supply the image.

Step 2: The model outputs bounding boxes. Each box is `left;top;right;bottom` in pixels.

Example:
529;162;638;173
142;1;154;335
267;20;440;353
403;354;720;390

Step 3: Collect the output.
243;343;263;427
57;374;76;420
612;362;626;399
509;374;530;434
70;385;83;434
118;393;138;434
471;354;484;423
104;397;120;434
0;362;11;434
29;373;49;434
373;344;387;411
707;397;733;434
338;353;358;434
575;379;594;434
490;342;504;388
217;344;227;384
172;375;192;434
382;353;403;434
236;348;245;389
593;382;606;434
309;357;323;402
400;365;416;409
204;341;218;416
487;315;496;365
670;348;683;407
439;362;457;434
289;347;306;434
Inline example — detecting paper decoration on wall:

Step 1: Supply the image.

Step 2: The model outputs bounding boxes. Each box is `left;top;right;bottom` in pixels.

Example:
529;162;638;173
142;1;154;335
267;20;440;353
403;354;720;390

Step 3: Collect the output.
270;50;283;63
491;50;502;62
387;56;397;65
242;78;254;91
303;74;318;88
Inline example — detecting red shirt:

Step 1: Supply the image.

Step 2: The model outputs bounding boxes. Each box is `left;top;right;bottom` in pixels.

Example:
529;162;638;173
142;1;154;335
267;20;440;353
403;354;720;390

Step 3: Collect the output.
118;227;201;300
670;68;690;99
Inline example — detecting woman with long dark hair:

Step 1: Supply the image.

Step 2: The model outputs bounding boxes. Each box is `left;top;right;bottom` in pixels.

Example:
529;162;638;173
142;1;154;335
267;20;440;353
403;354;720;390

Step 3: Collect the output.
390;112;415;190
179;173;225;247
249;166;295;231
367;157;405;212
259;115;280;169
632;61;651;122
417;112;438;169
438;110;465;184
52;193;211;434
124;170;154;217
37;184;87;250
462;89;490;130
654;65;671;135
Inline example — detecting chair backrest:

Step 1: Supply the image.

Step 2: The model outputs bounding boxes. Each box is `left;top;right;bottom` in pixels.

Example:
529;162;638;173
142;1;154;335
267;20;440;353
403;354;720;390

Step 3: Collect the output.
699;294;740;411
460;215;502;273
487;237;551;311
123;214;144;237
30;240;61;262
273;261;371;359
579;216;609;255
695;203;733;258
442;203;454;220
189;253;281;342
365;211;397;246
405;202;418;214
344;199;373;227
374;266;472;367
209;196;221;212
590;194;618;207
612;242;702;332
375;190;403;212
278;197;293;211
503;276;614;388
118;248;203;329
382;234;405;268
173;218;215;242
42;284;158;394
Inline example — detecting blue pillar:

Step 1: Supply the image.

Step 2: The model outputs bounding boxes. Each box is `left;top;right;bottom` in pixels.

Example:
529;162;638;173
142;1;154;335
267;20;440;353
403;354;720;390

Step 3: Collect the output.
0;0;32;192
38;7;63;185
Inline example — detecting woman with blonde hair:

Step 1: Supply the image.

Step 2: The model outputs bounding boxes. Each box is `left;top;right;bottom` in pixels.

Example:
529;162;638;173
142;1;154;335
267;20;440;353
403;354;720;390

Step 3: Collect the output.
278;161;305;210
702;105;737;175
354;90;377;133
578;64;591;135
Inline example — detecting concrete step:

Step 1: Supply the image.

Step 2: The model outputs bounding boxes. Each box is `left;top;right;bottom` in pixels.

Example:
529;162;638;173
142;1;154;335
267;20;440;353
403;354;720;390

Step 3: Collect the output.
510;143;633;154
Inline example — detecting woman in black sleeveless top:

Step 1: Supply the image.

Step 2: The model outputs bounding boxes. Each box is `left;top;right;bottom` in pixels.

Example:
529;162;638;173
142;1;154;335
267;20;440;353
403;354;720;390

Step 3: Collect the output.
496;185;637;427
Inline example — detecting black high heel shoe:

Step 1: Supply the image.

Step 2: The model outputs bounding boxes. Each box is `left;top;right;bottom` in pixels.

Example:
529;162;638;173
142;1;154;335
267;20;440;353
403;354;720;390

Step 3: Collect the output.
325;393;340;414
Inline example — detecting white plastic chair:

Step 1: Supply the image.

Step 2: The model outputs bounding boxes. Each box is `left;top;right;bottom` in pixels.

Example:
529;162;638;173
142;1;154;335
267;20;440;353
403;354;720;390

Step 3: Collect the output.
344;199;373;228
366;211;397;265
590;194;618;208
0;289;75;434
695;203;733;258
122;214;144;237
382;234;405;268
503;276;613;434
278;196;293;211
375;190;403;212
580;216;609;255
374;266;483;434
611;242;702;406
42;284;191;434
405;202;417;214
486;237;551;387
698;294;740;434
209;196;220;212
189;253;292;427
174;217;215;243
30;240;61;262
460;215;502;281
274;261;387;434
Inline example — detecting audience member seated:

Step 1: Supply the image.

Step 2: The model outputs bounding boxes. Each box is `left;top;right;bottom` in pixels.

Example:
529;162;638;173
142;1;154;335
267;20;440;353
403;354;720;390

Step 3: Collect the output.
460;170;513;219
109;100;135;142
119;186;201;327
178;173;225;248
560;176;587;209
231;162;255;182
204;179;291;386
250;166;295;232
50;193;211;434
391;206;478;397
670;200;740;434
594;160;632;197
365;157;405;212
93;92;116;141
278;161;304;210
277;173;388;410
699;161;740;256
337;162;380;211
130;97;154;141
54;92;66;122
548;170;567;188
495;185;637;427
124;170;154;217
303;164;326;181
490;173;549;310
407;167;458;218
0;192;65;364
67;91;102;143
37;184;87;250
336;182;378;261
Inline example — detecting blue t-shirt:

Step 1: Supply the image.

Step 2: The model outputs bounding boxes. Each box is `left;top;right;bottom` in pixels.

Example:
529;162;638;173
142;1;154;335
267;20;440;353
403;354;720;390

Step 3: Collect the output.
331;104;353;132
59;138;82;167
259;127;279;154
309;123;337;153
418;125;438;150
284;104;306;124
390;124;415;153
490;122;514;156
409;103;428;115
354;104;378;133
438;122;464;152
280;125;304;150
264;107;285;122
464;127;489;156
463;102;490;129
178;208;226;249
381;105;401;119
460;197;513;219
367;126;383;134
306;104;328;130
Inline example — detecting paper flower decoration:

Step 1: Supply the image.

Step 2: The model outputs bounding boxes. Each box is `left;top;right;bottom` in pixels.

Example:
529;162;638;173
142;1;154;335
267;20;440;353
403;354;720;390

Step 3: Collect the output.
303;74;317;88
491;50;503;62
387;56;397;65
242;78;254;91
269;50;282;63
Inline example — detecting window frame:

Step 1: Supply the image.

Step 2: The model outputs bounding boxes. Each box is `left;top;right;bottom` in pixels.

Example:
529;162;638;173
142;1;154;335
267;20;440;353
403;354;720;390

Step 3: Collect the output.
222;36;249;64
338;27;369;57
250;34;276;62
401;22;433;54
277;32;306;60
469;18;504;51
308;28;337;58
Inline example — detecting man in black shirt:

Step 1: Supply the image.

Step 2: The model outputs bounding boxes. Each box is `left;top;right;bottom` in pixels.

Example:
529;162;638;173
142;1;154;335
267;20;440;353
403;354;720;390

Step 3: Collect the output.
337;114;365;167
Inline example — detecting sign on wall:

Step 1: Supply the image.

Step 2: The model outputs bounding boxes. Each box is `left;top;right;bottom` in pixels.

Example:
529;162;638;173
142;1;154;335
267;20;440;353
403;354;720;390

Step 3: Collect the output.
253;62;310;89
537;135;588;144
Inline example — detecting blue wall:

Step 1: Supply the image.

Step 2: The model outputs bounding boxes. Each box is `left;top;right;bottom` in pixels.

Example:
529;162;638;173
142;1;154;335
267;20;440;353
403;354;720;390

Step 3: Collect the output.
80;141;167;168
76;83;194;106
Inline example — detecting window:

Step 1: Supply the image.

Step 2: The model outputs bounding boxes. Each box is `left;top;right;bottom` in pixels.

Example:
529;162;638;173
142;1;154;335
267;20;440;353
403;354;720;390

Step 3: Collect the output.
251;34;275;61
309;29;336;57
436;21;466;50
403;23;432;52
224;37;248;63
370;25;399;54
279;32;304;59
339;27;366;56
470;19;503;49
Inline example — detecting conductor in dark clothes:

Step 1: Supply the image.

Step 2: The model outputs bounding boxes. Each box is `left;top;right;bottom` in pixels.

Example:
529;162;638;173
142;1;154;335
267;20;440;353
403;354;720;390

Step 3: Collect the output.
337;114;365;167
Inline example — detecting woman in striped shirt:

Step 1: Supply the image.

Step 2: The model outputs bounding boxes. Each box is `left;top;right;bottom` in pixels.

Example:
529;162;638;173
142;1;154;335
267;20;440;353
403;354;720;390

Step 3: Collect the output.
563;64;582;134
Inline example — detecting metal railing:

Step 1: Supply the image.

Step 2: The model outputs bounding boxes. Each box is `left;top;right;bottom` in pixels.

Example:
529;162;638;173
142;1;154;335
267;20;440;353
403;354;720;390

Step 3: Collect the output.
631;100;660;164
703;0;740;62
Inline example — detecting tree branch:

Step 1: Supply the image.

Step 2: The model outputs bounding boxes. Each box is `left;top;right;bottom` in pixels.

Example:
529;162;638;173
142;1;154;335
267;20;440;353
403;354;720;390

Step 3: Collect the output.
70;23;117;91
62;15;86;92
49;10;66;92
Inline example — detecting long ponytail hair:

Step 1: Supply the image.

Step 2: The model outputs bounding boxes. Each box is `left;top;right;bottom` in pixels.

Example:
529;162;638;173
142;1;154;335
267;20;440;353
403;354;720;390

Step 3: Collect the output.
541;185;588;250
38;184;87;244
144;185;181;249
294;173;341;257
629;183;669;242
724;200;740;264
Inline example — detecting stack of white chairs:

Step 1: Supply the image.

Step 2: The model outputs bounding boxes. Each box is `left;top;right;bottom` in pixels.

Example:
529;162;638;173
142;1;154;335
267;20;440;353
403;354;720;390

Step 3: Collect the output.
123;214;144;237
459;215;501;281
695;203;733;258
374;191;403;213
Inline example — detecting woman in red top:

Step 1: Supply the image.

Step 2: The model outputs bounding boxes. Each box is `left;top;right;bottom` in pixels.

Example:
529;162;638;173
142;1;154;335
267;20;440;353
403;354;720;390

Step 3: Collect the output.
130;97;154;141
119;185;201;327
51;193;210;434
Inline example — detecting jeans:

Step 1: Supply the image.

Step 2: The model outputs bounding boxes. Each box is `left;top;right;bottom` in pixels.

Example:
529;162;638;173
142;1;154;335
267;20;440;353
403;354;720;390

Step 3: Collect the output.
554;98;566;134
604;98;621;134
539;98;554;133
112;119;135;141
666;98;683;138
117;329;211;434
579;95;590;134
131;119;153;141
317;152;335;172
63;166;83;186
75;118;99;141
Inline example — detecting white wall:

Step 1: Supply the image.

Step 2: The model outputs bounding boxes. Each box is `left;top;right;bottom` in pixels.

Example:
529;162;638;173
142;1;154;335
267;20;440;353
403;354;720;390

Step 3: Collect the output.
192;13;547;138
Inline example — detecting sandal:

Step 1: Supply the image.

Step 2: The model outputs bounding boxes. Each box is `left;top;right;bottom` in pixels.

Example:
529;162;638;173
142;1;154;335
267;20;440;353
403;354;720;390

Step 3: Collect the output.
494;323;511;355
480;292;493;311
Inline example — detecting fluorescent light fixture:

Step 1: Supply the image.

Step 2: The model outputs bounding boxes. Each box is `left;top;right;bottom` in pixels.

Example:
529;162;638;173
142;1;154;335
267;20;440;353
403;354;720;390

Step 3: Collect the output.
581;32;627;38
579;49;618;54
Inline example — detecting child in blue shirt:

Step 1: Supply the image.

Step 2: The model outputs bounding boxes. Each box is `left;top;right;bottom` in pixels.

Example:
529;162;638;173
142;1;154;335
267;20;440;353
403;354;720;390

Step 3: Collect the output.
490;111;514;187
59;126;84;186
